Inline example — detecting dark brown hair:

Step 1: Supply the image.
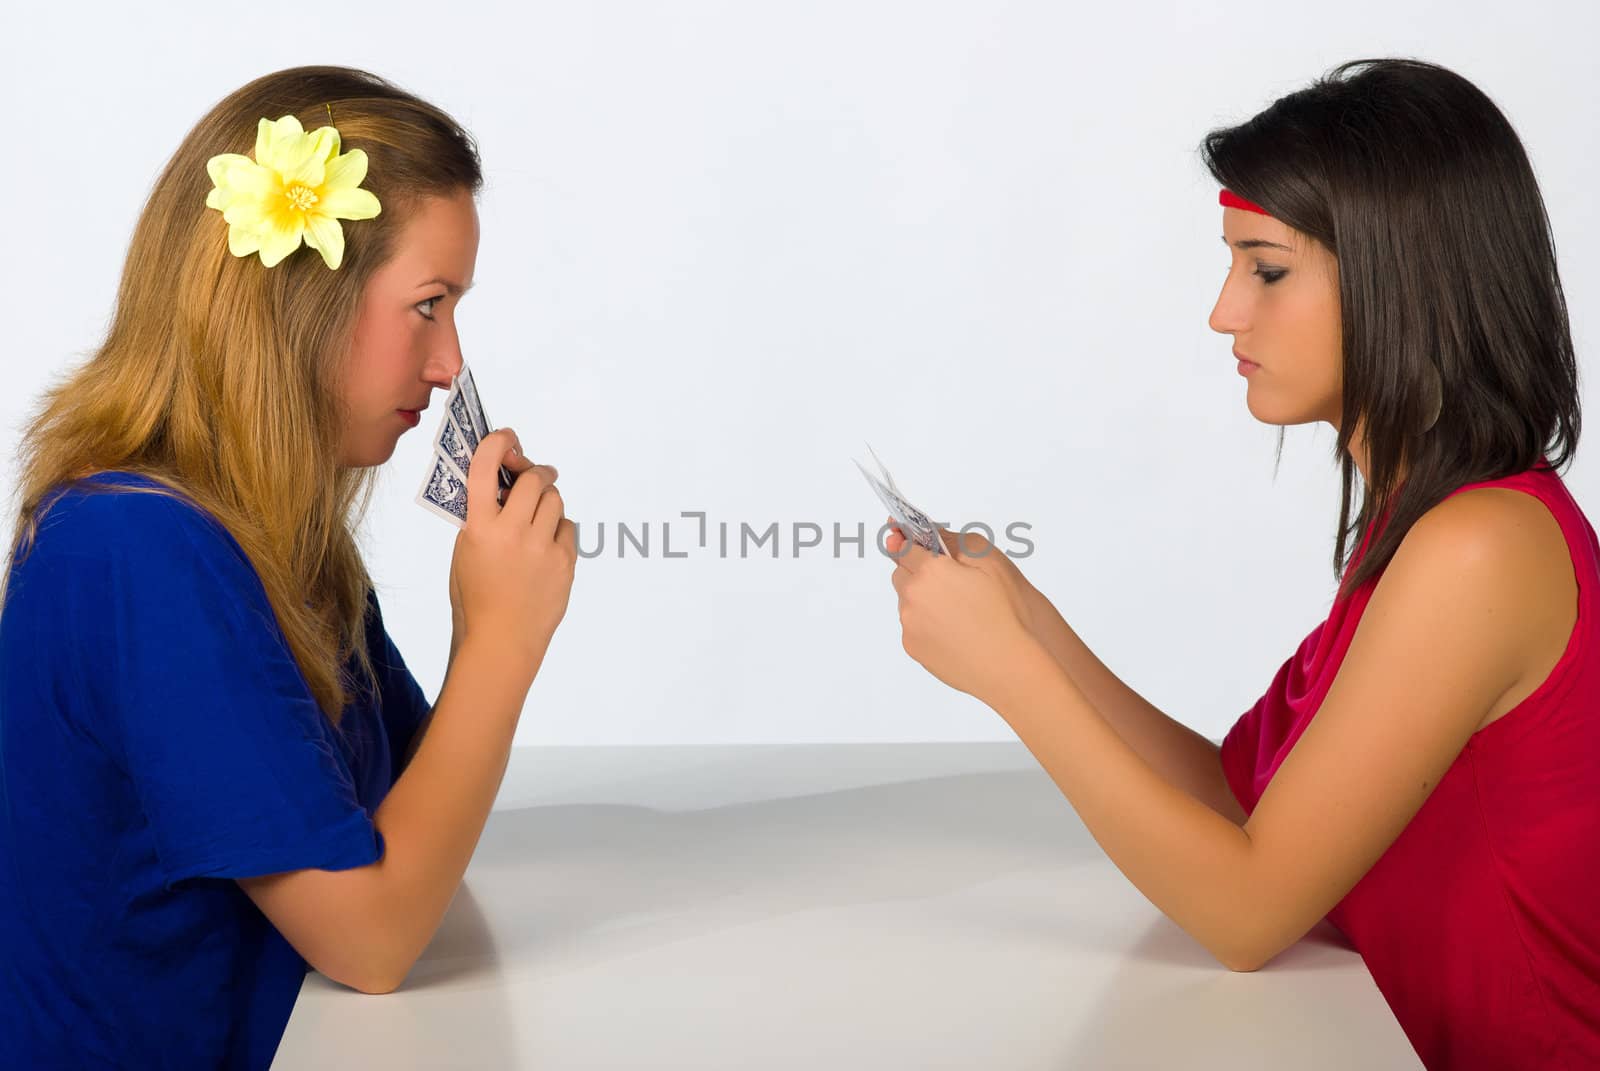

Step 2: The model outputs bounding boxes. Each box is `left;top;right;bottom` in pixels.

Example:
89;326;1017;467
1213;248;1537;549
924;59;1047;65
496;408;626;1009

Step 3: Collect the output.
1199;57;1580;600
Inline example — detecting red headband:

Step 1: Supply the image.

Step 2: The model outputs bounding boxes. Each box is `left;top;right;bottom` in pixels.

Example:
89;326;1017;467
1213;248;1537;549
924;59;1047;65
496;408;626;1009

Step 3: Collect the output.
1219;188;1272;217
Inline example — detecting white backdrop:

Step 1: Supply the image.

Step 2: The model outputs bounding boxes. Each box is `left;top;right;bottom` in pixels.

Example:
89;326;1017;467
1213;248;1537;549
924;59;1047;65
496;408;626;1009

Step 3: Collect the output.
5;2;1596;745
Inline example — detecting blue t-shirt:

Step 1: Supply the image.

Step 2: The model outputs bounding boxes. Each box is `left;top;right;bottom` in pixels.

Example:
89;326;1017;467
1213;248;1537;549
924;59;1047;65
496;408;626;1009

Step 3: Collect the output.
0;472;433;1069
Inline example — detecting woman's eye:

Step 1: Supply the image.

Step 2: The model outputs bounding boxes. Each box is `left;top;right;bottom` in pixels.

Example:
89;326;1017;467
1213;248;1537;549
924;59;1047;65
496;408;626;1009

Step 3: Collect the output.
1253;268;1287;285
417;297;441;320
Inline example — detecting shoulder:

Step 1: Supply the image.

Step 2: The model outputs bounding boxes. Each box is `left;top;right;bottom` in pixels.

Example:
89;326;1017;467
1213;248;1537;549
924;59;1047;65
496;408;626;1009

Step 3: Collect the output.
29;473;240;565
15;473;265;613
1380;485;1570;679
1228;484;1577;965
1405;485;1567;583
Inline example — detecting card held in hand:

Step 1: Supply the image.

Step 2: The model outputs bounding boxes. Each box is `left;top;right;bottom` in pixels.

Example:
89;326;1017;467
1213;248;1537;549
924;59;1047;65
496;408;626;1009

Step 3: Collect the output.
417;362;520;526
457;364;516;495
436;408;474;482
416;454;469;528
855;443;943;555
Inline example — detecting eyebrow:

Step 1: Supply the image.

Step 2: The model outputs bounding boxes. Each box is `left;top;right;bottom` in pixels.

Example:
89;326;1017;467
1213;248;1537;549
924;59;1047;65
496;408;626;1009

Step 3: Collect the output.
419;277;475;296
1221;236;1293;252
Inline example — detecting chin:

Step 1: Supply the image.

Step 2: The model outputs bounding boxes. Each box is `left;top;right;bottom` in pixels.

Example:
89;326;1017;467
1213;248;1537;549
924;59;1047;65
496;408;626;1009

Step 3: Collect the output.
1244;389;1320;428
337;438;399;470
1244;393;1278;424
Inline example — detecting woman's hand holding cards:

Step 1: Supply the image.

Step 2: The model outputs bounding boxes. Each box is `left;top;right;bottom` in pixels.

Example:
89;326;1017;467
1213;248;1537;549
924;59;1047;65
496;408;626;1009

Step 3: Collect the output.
449;428;578;683
886;520;1039;636
886;518;1053;705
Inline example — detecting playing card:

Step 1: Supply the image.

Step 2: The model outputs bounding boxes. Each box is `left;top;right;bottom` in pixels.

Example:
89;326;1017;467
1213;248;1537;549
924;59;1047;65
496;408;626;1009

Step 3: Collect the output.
456;363;516;495
418;364;524;525
445;380;481;457
435;408;475;482
458;364;490;439
416;453;470;528
855;444;943;555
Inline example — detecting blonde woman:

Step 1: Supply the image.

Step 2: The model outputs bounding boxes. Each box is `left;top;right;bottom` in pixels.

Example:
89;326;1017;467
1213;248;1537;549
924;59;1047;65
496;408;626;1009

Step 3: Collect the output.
0;67;575;1068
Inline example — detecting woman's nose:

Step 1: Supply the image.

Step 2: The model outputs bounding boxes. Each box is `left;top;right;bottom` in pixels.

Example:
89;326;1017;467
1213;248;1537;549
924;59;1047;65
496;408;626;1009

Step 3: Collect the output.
1208;280;1249;335
425;348;464;386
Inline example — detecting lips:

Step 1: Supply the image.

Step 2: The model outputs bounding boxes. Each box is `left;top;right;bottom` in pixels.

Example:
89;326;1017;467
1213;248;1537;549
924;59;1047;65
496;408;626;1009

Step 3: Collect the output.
1233;349;1258;366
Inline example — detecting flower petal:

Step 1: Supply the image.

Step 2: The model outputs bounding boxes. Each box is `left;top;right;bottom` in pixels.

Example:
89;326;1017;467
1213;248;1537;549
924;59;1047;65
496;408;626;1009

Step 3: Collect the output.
280;127;334;189
206;152;252;189
310;124;341;161
222;197;267;228
226;223;263;258
261;121;308;182
322;148;369;191
221;178;277;227
224;161;276;200
255;115;303;169
303;212;346;270
257;215;305;267
319;186;381;221
206;155;262;213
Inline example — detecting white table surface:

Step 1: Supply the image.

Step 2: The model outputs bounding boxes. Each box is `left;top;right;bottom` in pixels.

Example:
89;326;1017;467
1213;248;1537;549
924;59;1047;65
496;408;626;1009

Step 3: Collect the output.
275;743;1421;1069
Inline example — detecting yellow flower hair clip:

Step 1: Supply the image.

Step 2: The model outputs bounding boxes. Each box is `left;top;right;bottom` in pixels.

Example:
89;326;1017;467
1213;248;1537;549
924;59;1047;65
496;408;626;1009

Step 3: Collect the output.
204;114;381;270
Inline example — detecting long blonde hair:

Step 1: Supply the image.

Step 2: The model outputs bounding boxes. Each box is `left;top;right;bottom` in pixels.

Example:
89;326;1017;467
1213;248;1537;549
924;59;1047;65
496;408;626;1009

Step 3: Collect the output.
5;66;482;723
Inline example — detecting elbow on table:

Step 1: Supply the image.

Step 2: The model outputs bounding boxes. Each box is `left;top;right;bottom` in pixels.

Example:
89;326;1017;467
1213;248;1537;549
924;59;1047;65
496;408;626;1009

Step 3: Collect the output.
1194;890;1302;973
1219;951;1267;974
321;951;414;996
1200;917;1281;973
346;971;408;996
239;864;433;996
1210;928;1289;973
307;921;424;995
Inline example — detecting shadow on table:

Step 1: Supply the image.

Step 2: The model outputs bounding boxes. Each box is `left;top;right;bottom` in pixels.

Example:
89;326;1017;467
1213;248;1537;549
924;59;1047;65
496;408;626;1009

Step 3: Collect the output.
282;883;523;1071
1057;917;1419;1069
372;764;1418;1069
412;765;1097;981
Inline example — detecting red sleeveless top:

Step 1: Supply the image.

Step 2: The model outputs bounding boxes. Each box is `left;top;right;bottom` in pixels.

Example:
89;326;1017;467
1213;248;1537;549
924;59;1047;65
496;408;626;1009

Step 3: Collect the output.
1221;458;1600;1070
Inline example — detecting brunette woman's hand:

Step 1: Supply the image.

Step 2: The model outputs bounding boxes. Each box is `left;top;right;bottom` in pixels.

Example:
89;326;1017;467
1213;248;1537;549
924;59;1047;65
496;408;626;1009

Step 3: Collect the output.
885;520;1038;635
887;532;1037;703
448;428;577;679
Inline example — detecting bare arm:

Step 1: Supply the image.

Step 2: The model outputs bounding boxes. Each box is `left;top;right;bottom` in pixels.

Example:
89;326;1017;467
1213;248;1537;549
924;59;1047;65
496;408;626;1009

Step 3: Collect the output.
895;493;1535;971
239;637;534;992
239;433;575;994
1024;591;1248;826
395;589;464;772
928;526;1246;826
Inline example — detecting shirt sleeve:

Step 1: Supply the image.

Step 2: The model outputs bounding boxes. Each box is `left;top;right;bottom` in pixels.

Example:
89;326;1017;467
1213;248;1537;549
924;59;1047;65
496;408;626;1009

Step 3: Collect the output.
363;589;433;784
52;487;383;889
